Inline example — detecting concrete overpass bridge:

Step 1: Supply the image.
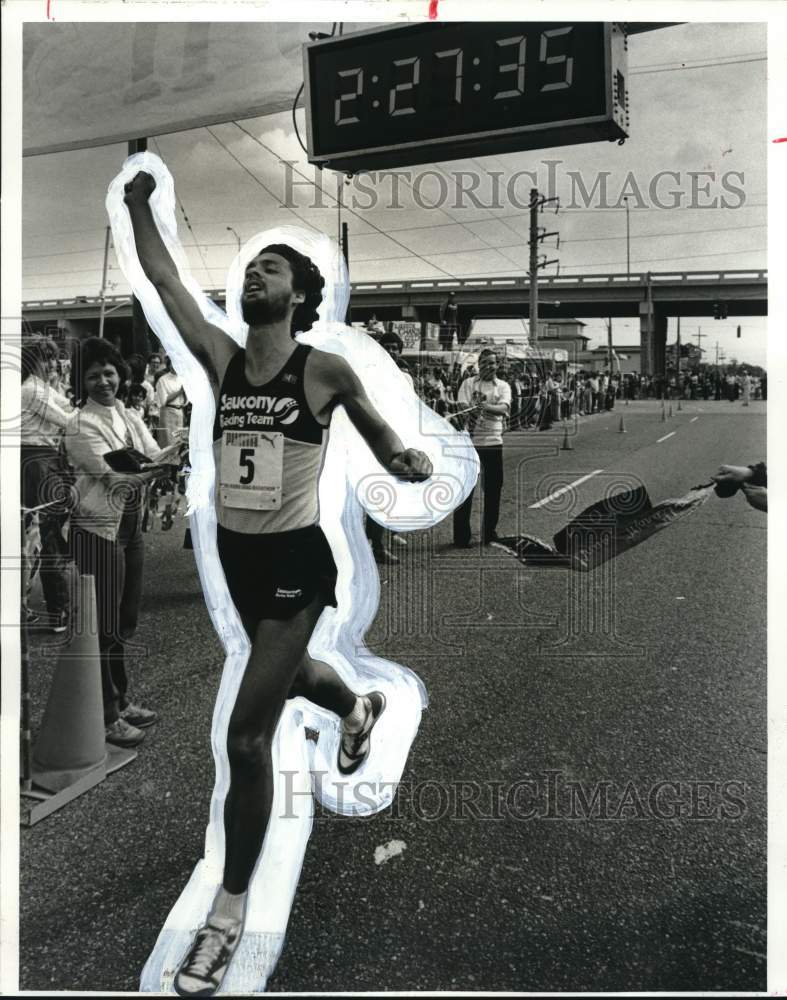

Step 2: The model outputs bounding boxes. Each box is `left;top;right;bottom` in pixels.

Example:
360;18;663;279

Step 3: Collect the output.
22;268;767;375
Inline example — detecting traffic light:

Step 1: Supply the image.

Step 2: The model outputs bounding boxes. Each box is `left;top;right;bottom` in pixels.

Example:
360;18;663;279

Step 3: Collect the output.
713;302;728;320
737;325;741;338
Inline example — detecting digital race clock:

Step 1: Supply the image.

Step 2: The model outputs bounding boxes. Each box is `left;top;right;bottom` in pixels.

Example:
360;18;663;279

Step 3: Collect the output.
303;22;629;173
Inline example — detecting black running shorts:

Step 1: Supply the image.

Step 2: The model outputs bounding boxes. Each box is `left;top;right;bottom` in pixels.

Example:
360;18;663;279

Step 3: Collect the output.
217;522;338;624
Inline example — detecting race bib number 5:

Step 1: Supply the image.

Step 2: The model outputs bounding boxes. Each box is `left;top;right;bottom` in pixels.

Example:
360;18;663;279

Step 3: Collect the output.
220;430;283;510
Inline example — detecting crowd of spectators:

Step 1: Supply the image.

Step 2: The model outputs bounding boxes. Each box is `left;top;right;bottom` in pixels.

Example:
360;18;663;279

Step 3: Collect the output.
388;354;765;429
407;361;623;431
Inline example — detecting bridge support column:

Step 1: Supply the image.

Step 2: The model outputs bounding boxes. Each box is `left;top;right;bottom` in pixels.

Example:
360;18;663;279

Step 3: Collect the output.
639;297;654;375
653;311;667;377
640;307;668;377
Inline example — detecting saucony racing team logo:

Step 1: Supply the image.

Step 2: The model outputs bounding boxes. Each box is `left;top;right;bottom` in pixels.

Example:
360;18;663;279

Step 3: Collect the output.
219;394;300;429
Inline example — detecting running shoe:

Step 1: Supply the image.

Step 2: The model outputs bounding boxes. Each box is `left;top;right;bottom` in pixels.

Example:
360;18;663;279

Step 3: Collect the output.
120;703;158;729
338;692;386;776
174;915;243;998
105;717;145;748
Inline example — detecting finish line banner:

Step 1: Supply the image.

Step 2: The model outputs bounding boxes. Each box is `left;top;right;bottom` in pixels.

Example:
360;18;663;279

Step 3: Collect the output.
23;21;356;156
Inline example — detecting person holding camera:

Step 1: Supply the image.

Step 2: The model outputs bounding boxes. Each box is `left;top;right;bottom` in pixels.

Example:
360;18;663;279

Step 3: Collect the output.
452;348;511;547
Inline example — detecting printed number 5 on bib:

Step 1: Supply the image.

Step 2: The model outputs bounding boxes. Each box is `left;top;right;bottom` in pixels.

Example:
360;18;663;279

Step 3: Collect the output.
220;430;284;510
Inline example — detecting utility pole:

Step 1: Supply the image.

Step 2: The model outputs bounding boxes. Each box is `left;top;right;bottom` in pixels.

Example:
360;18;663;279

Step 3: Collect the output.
695;326;707;360
529;189;539;345
528;188;560;346
128;137;151;355
675;316;681;375
341;222;349;268
341;222;350;325
624;196;631;278
98;225;111;339
607;317;613;373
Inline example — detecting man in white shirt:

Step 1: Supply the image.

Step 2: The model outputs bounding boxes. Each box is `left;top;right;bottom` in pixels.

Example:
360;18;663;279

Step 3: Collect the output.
452;348;511;547
588;374;601;413
741;371;752;406
154;355;187;446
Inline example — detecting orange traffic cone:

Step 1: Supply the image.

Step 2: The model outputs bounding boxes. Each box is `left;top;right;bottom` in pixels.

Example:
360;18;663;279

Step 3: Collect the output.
618;416;626;433
561;425;573;450
31;574;108;793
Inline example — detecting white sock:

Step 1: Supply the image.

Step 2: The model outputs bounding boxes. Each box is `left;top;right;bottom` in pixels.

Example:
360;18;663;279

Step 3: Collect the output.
343;696;369;732
210;887;247;924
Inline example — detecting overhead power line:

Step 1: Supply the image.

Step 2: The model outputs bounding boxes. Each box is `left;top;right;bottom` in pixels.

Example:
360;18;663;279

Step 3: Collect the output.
230;120;459;280
630;55;766;75
562;223;765;245
204;125;321;234
152;137;213;285
25;227;767;278
557;246;766;269
631;51;765;72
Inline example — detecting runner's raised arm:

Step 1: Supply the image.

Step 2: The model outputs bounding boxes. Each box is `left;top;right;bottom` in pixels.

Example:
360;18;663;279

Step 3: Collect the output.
124;171;237;389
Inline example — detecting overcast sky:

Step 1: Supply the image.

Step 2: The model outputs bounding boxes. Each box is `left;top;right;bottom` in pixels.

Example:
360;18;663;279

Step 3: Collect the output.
21;20;768;365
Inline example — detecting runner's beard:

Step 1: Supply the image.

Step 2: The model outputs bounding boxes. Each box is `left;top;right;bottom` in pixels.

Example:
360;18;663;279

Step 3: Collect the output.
241;293;291;326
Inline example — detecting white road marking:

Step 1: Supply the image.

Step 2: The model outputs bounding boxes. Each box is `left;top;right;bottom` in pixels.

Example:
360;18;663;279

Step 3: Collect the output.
529;469;604;509
657;432;676;443
690;417;699;423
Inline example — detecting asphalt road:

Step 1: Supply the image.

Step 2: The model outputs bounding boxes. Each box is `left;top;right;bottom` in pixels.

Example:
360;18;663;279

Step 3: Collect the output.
20;398;767;993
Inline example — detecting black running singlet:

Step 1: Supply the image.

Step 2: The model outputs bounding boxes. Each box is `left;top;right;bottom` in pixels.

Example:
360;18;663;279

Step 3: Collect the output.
213;344;325;444
212;344;329;533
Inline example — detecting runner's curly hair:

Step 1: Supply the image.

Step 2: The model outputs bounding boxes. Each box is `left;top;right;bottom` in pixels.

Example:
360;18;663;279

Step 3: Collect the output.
261;244;325;335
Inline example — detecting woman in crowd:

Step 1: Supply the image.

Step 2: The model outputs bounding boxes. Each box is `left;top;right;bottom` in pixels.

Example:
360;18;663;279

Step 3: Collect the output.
563;375;577;420
125;353;154;420
21;337;73;631
65;337;177;748
127;383;149;420
546;371;558;423
604;373;617;411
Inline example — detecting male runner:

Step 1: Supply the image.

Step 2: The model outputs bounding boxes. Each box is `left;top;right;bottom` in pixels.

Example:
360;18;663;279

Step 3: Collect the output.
123;171;432;997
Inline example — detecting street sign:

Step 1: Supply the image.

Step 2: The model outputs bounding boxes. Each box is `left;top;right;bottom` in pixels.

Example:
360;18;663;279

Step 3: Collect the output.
303;22;629;173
